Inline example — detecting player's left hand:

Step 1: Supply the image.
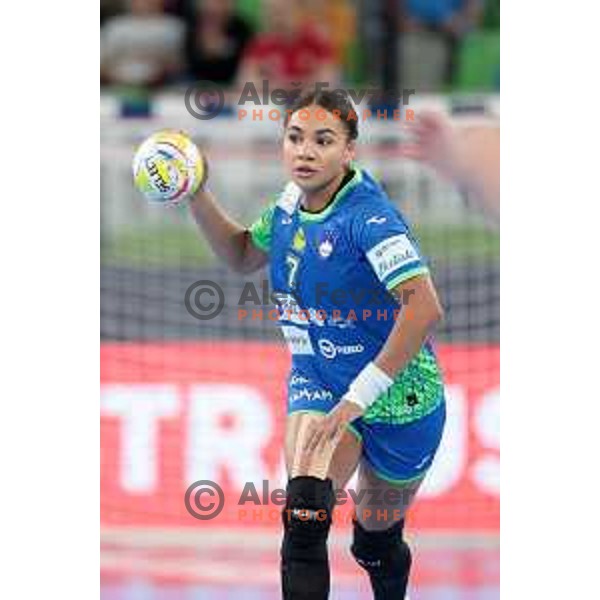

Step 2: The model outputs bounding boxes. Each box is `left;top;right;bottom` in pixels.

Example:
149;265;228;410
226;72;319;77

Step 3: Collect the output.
303;399;364;454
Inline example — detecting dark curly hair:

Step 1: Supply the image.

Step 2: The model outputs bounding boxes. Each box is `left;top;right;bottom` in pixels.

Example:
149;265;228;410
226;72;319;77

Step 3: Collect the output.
284;87;359;141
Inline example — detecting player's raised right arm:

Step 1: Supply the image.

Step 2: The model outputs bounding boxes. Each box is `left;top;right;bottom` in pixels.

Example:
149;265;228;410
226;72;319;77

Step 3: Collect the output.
188;188;268;274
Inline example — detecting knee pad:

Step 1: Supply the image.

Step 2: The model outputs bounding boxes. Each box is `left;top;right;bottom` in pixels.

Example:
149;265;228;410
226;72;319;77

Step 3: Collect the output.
281;476;335;560
280;476;335;599
351;518;412;599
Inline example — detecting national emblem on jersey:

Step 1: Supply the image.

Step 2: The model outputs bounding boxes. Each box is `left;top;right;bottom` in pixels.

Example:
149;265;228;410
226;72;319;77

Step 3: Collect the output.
318;239;333;258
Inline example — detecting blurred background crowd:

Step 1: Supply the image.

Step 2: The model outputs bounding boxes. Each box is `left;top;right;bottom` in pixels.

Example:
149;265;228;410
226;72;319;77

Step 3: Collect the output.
100;0;500;95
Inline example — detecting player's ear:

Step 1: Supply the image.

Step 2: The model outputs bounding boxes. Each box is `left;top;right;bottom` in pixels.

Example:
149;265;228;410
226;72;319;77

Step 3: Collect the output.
343;140;356;167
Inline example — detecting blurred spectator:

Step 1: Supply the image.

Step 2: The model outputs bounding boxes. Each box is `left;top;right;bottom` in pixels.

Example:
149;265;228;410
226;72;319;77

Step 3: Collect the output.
163;0;187;18
101;0;124;27
184;0;254;86
101;0;185;87
400;0;482;85
402;0;481;36
238;0;338;94
297;0;356;73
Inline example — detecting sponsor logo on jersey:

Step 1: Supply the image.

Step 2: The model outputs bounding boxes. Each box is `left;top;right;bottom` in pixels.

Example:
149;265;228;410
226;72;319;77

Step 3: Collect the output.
273;293;356;329
289;387;334;404
292;228;306;252
366;234;419;281
318;239;333;258
281;326;314;355
318;338;365;360
366;215;387;225
290;373;310;386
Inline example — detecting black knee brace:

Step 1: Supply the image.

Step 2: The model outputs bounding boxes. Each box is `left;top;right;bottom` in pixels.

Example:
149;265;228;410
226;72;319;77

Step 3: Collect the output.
351;518;412;600
280;476;335;600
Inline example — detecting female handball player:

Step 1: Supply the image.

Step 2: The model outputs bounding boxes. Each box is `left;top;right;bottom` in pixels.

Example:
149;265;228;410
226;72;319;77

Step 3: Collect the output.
187;88;447;600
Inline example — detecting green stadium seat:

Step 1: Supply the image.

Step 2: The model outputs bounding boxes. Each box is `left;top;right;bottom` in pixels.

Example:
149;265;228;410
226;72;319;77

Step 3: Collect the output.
454;31;500;92
343;39;365;86
236;0;263;30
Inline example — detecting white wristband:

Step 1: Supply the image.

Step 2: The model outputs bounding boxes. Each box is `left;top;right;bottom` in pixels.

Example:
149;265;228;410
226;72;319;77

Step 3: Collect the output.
345;362;394;411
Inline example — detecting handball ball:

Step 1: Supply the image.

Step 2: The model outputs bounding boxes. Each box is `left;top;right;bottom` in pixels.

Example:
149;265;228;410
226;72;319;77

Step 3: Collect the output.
132;130;206;205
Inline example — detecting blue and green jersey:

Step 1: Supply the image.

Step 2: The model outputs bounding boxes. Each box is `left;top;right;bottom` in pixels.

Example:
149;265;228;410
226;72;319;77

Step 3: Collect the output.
249;166;444;424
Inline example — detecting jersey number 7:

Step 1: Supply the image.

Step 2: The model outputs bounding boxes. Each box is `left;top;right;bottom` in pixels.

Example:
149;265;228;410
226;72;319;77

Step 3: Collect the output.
285;253;300;289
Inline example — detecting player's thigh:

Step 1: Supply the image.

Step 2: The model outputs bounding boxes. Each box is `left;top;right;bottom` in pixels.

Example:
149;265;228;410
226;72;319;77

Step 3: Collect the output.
284;411;362;490
354;460;424;531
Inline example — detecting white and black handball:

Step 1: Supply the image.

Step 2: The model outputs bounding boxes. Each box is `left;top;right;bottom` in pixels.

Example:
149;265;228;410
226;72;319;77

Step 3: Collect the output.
132;130;206;205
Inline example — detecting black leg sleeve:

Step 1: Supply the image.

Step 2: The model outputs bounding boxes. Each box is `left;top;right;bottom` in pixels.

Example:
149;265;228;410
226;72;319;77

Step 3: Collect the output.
280;476;335;600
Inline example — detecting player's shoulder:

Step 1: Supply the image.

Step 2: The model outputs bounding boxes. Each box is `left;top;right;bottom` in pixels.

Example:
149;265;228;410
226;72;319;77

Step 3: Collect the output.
346;167;408;225
348;168;391;206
